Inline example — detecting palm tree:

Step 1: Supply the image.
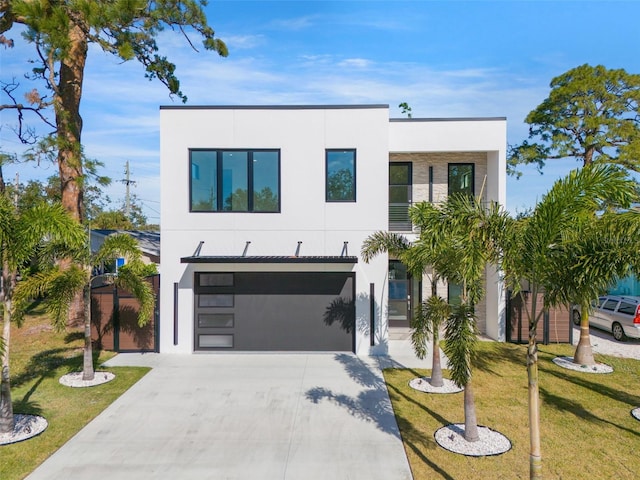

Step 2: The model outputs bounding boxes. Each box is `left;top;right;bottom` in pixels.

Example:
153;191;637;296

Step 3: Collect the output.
364;192;510;442
0;173;85;434
547;209;640;365
14;233;156;381
361;232;447;386
410;193;510;442
501;164;640;479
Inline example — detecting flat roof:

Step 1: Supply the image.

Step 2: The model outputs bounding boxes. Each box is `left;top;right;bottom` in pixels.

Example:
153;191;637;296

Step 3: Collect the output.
390;117;506;122
160;104;389;110
159;105;505;121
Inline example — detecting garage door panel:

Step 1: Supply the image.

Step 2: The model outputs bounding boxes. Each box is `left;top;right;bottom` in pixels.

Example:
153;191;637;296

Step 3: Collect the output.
194;272;355;351
232;294;353;351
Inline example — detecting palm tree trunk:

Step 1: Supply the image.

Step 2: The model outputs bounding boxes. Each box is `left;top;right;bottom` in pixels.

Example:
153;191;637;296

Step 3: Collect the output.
0;299;14;434
463;379;479;442
430;335;444;387
573;306;595;365
528;323;542;479
82;282;94;381
429;278;444;387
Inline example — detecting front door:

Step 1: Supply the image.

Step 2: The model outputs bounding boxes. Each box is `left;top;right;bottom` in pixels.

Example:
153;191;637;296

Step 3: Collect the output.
388;260;419;328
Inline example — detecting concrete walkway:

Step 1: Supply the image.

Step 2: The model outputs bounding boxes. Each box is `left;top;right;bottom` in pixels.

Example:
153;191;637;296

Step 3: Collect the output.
27;330;440;480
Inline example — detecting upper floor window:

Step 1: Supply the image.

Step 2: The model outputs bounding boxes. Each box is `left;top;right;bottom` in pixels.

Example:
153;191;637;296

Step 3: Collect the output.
326;150;356;202
190;149;280;212
448;163;474;197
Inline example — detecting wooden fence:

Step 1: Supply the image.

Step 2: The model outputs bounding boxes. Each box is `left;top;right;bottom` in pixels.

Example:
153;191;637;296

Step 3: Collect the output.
506;291;573;344
91;274;159;352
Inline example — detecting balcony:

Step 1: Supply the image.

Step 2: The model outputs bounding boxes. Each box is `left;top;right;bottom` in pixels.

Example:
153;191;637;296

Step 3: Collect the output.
389;202;412;231
389;163;412;232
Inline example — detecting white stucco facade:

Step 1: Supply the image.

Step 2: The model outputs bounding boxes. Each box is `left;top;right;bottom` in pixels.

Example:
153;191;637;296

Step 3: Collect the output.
160;106;507;355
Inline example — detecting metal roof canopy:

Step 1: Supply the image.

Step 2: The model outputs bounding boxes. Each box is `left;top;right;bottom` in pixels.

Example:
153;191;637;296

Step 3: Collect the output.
180;256;358;264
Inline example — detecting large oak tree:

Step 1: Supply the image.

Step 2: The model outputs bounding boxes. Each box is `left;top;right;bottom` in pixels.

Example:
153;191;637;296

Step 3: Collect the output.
508;64;640;177
1;0;227;320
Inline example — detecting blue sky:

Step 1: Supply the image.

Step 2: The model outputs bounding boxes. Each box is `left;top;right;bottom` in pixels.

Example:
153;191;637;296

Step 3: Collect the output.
1;0;640;223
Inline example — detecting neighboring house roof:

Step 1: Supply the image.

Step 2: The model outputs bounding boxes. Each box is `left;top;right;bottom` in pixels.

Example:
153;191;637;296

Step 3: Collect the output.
91;230;160;261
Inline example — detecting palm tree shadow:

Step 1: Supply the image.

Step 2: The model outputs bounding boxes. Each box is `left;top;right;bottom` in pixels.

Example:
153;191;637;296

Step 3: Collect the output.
11;347;82;388
64;331;84;343
396;416;456;480
540;353;640;407
304;353;403;438
540;386;640;439
304;353;456;479
9;346;89;418
13;385;45;417
117;304;154;350
323;297;355;333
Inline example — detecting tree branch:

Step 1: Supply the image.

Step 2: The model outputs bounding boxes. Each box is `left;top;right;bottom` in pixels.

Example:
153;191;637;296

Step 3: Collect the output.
0;80;56;144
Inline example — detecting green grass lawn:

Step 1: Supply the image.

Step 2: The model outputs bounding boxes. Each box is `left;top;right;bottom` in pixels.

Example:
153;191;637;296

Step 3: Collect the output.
384;341;640;479
0;309;149;480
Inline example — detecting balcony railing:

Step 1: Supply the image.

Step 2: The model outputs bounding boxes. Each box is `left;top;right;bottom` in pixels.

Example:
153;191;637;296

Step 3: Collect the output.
389;203;412;231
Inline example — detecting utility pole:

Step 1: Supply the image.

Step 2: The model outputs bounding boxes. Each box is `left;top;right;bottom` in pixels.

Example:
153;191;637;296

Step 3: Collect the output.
120;161;136;219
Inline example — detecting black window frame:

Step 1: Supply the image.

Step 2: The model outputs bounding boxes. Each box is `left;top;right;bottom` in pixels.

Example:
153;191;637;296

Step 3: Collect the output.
325;149;356;202
189;149;281;213
448;163;475;197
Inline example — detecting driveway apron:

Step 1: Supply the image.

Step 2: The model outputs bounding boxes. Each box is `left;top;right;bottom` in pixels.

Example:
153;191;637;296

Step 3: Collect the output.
26;353;413;480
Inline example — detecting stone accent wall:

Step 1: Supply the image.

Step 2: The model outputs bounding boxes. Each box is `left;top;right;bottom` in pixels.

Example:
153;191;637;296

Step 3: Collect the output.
390;152;489;333
390;151;488;205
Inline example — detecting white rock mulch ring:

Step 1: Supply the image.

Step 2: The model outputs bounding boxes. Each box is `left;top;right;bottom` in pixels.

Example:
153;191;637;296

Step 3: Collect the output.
552;356;613;374
435;423;512;457
631;407;640;421
59;371;115;388
409;377;464;394
0;414;48;446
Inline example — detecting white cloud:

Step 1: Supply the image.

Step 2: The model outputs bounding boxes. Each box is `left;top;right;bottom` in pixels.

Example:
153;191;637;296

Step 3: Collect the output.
338;58;372;69
224;34;265;50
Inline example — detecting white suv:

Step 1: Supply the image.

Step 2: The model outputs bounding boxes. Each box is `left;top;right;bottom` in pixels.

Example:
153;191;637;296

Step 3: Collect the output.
572;295;640;341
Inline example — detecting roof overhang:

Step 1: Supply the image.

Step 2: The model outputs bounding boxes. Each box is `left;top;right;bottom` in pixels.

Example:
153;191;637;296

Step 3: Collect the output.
180;256;358;264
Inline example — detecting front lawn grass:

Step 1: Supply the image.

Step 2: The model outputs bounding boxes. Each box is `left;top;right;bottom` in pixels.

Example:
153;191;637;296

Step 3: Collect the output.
384;341;640;479
0;307;149;480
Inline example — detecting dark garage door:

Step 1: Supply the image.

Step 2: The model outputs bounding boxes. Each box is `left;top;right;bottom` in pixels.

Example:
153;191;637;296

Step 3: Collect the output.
194;272;355;351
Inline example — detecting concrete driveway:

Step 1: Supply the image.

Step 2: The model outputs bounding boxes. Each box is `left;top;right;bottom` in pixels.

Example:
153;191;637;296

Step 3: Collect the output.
26;353;413;480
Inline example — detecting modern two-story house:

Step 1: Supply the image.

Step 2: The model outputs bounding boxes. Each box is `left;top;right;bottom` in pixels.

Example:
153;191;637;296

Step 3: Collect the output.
159;105;506;355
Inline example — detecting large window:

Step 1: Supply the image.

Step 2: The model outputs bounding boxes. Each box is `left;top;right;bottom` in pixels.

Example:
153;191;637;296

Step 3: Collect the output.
448;163;474;197
190;149;280;212
326;150;356;202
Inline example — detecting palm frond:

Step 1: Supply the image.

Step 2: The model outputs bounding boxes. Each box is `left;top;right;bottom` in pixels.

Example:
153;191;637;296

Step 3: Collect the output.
411;295;450;360
93;233;143;267
509;164;640;314
361;231;411;263
13;265;87;330
114;269;156;327
18;202;87;260
443;303;478;388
